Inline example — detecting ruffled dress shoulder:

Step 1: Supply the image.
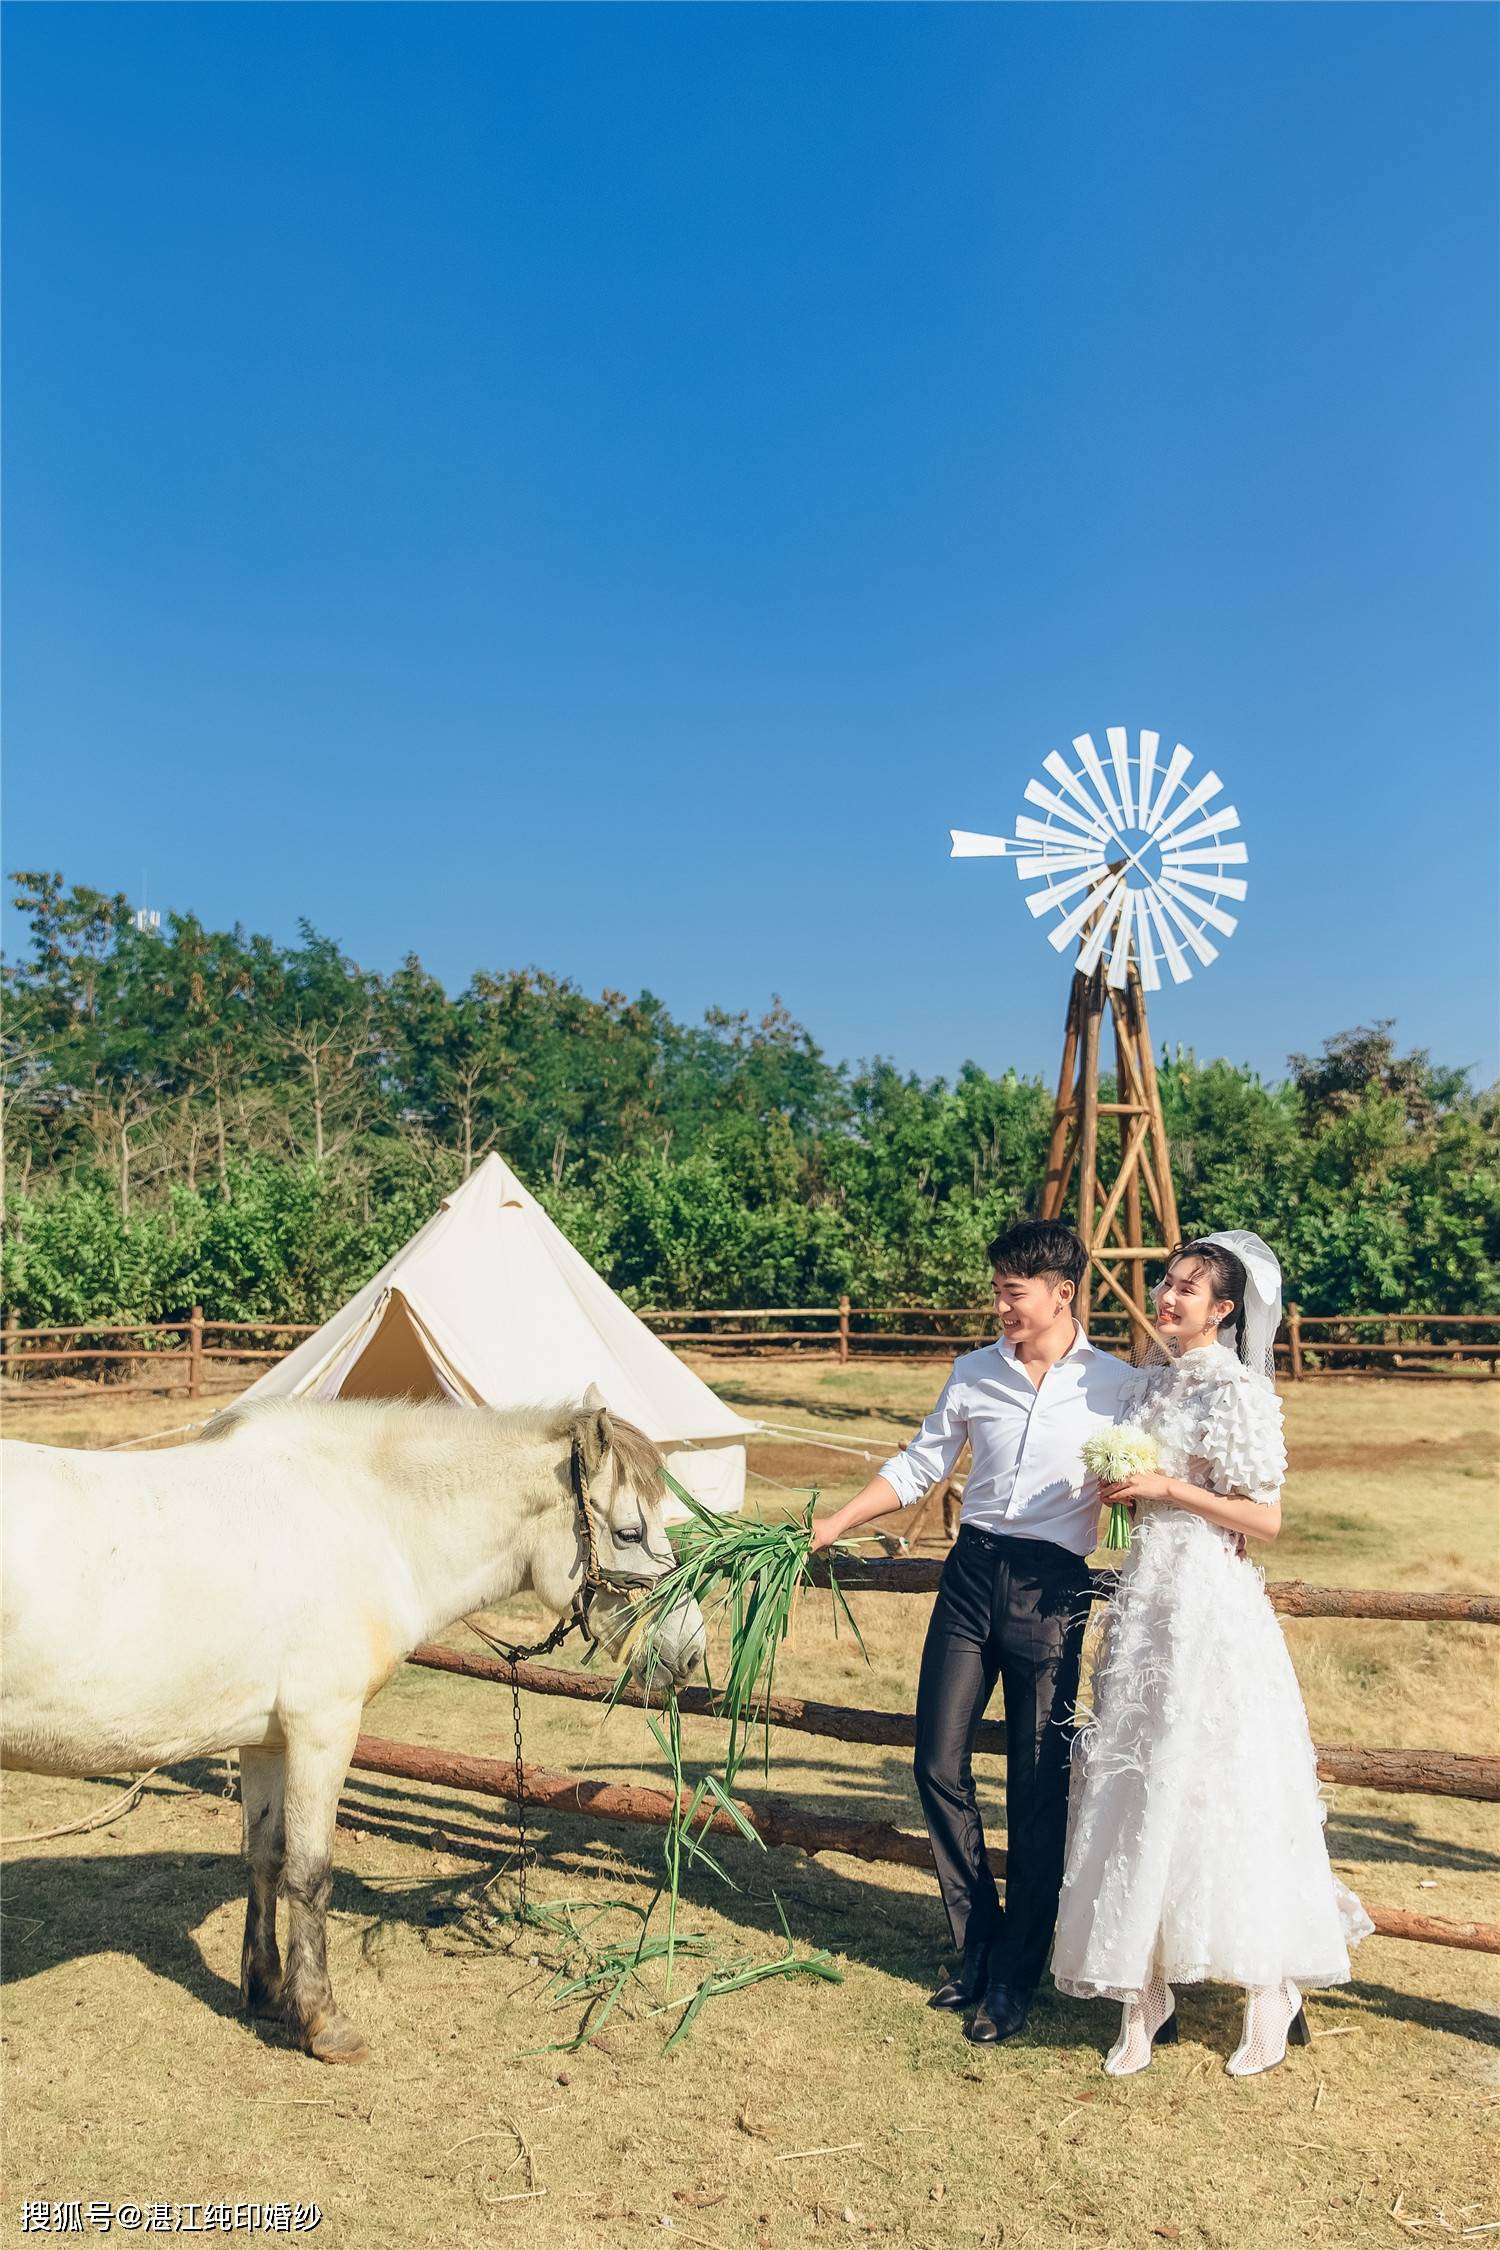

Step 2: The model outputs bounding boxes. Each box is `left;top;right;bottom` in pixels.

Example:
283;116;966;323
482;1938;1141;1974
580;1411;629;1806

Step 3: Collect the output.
1121;1340;1286;1507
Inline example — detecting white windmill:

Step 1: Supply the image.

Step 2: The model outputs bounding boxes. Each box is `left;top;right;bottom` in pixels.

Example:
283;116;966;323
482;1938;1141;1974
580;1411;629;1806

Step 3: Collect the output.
951;728;1249;1337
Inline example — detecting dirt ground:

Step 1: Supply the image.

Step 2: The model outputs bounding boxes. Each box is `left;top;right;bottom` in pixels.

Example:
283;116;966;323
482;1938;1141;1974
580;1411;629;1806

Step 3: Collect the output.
3;1363;1497;2249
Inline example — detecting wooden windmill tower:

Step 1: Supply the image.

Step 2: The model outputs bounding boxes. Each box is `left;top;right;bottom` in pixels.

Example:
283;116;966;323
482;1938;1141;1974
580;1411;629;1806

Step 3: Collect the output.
952;727;1248;1349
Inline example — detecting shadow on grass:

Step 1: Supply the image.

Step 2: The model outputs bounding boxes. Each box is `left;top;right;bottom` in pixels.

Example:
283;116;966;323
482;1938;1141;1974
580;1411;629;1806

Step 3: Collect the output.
1325;1808;1500;1876
1313;1977;1500;2050
704;1384;913;1430
7;1763;1493;2062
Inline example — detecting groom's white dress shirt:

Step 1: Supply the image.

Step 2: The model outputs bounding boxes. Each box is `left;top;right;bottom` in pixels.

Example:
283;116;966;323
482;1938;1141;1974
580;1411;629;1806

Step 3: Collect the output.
878;1325;1134;1557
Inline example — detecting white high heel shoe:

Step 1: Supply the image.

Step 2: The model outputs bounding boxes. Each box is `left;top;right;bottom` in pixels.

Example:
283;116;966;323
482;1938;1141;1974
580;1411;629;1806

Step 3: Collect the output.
1104;1978;1178;2076
1226;1982;1311;2076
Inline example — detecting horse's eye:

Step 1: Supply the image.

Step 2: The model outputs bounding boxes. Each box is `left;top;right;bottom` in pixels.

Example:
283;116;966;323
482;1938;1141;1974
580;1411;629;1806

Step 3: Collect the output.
614;1524;645;1544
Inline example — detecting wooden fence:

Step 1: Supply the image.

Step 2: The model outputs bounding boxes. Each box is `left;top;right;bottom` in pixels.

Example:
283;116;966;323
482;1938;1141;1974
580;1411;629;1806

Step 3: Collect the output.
646;1302;1500;1375
4;1305;1497;1394
0;1314;317;1396
339;1559;1500;1960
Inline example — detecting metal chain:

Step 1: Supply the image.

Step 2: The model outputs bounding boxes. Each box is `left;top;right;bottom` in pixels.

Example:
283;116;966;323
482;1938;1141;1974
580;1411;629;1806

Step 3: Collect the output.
461;1612;575;1932
457;1430;622;1932
509;1667;529;1925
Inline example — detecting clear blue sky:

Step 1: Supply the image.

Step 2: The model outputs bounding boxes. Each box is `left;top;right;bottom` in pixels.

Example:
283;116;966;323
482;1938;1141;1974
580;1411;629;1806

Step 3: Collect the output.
5;4;1496;1090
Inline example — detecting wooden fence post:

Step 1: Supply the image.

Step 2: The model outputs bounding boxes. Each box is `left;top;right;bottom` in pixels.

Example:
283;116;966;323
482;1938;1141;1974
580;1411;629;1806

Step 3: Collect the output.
188;1306;204;1399
1288;1302;1303;1383
838;1296;850;1365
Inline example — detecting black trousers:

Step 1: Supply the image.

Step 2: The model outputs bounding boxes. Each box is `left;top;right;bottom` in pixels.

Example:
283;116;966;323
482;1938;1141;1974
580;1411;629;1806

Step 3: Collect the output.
913;1525;1094;1995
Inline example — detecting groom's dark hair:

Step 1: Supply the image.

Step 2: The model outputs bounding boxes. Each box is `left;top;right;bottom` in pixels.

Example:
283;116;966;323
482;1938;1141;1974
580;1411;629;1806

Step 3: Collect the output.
987;1219;1087;1293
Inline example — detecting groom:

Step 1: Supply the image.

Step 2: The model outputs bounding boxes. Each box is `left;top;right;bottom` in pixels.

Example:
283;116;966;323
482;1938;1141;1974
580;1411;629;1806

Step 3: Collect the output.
809;1221;1132;2043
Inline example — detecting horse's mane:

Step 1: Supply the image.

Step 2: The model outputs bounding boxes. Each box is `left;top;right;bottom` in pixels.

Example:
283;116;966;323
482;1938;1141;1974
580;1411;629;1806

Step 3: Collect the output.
598;1411;668;1506
195;1395;665;1503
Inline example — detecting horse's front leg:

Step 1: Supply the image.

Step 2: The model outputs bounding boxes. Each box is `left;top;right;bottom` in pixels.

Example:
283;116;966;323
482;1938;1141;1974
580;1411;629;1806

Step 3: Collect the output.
276;1708;368;2064
239;1746;286;2017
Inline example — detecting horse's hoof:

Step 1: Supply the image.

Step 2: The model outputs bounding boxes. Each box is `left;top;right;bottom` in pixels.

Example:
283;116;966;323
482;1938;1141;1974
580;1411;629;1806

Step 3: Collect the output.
308;2014;370;2065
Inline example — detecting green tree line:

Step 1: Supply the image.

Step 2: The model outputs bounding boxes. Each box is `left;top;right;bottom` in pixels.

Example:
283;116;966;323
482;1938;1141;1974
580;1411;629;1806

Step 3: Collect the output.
3;871;1495;1330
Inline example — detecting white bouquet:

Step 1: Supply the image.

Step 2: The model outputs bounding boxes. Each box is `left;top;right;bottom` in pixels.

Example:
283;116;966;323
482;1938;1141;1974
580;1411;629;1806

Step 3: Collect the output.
1081;1424;1159;1551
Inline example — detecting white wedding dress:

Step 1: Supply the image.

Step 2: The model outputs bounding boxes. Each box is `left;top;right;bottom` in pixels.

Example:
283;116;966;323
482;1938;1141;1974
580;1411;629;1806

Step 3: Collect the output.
1052;1343;1372;2004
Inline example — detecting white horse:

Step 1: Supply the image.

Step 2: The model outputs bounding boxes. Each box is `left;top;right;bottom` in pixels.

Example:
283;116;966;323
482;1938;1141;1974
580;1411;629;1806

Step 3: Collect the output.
1;1390;704;2063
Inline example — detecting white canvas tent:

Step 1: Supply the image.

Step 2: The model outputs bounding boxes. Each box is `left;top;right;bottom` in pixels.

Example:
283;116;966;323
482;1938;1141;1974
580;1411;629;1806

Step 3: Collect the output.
239;1152;754;1518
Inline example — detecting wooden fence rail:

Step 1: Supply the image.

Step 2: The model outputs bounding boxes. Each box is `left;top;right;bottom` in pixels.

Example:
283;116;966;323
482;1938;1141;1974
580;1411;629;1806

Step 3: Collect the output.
347;1732;1500;1957
804;1557;1500;1624
3;1304;1497;1390
405;1643;1500;1802
643;1302;1500;1375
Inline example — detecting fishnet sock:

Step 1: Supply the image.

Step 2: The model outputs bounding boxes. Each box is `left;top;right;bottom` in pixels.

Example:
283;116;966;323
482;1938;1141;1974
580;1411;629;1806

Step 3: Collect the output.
1103;1977;1175;2077
1226;1983;1303;2076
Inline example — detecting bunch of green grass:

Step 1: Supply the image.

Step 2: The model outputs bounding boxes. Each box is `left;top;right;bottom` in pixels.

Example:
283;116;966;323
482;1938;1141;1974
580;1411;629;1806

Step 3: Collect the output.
645;1686;763;1993
626;1473;867;1789
505;1475;864;2048
535;1898;841;2055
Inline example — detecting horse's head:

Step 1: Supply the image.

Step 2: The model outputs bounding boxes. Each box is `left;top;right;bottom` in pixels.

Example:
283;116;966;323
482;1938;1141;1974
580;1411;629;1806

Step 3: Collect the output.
532;1393;705;1686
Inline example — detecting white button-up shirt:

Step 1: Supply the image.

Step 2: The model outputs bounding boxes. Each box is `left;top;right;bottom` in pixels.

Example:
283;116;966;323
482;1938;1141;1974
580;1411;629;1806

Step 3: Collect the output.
879;1326;1134;1556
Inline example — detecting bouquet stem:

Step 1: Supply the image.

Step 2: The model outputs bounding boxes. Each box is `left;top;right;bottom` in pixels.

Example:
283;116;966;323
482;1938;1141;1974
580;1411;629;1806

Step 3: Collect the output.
1105;1501;1133;1552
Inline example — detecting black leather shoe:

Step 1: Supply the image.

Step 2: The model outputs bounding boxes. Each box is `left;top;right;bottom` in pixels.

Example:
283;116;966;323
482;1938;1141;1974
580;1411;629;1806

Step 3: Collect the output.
967;1983;1032;2045
929;1932;994;2012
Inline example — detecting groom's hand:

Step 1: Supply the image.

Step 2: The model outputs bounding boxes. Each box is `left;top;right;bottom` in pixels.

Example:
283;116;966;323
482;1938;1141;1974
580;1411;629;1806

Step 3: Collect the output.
808;1515;842;1554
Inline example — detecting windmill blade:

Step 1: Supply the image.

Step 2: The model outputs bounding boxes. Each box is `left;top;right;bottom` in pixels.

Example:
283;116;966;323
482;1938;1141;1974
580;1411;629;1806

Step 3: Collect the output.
1025;866;1107;917
1144;742;1193;832
1106;726;1134;826
1142;893;1193;983
1042;750;1122;835
1072;734;1125;830
1157;874;1238;937
1015;811;1098;850
1076;880;1129;974
1162;842;1249;869
949;830;1015;857
1134;900;1162;991
1160;867;1249;902
1154;889;1221;967
1105;888;1136;988
1014;849;1106;880
1164;805;1241;852
1152;769;1225;845
1024;778;1112;843
1136;730;1160;832
1047;872;1123;954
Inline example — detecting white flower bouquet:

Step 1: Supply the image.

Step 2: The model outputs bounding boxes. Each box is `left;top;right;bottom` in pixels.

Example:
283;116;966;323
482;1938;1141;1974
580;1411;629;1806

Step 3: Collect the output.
1081;1424;1160;1552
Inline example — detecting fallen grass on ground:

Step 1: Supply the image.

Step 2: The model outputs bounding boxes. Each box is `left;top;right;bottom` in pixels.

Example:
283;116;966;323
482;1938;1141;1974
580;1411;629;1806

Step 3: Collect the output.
2;1363;1497;2248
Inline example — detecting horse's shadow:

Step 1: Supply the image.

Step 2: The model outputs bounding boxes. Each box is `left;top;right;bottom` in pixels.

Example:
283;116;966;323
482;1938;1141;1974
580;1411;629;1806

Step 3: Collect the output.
0;1839;489;2056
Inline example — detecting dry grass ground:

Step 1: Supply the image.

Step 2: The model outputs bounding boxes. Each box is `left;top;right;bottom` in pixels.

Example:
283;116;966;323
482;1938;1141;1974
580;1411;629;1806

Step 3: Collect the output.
3;1363;1497;2250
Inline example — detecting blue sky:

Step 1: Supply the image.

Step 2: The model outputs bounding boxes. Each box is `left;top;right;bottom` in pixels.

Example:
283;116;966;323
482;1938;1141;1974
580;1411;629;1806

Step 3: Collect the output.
5;4;1496;1090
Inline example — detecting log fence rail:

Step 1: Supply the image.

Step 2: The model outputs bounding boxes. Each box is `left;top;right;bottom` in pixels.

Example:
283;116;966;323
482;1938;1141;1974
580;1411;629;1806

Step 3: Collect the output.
375;1551;1500;1962
346;1733;1500;1958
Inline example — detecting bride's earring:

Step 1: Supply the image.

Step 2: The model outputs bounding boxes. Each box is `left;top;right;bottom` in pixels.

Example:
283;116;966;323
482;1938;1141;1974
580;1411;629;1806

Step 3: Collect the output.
1104;1978;1177;2076
1226;1983;1310;2077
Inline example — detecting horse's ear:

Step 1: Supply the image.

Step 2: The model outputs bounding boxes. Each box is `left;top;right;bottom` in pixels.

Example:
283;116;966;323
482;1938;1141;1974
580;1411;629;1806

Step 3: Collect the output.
575;1392;612;1476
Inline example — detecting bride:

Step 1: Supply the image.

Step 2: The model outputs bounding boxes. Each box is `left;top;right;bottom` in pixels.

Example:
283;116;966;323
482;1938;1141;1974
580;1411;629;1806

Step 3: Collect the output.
1051;1230;1372;2078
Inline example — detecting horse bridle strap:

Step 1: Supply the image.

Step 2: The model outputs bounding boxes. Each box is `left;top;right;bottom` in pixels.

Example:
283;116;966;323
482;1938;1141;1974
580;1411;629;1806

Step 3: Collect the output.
570;1430;663;1596
461;1428;657;1669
